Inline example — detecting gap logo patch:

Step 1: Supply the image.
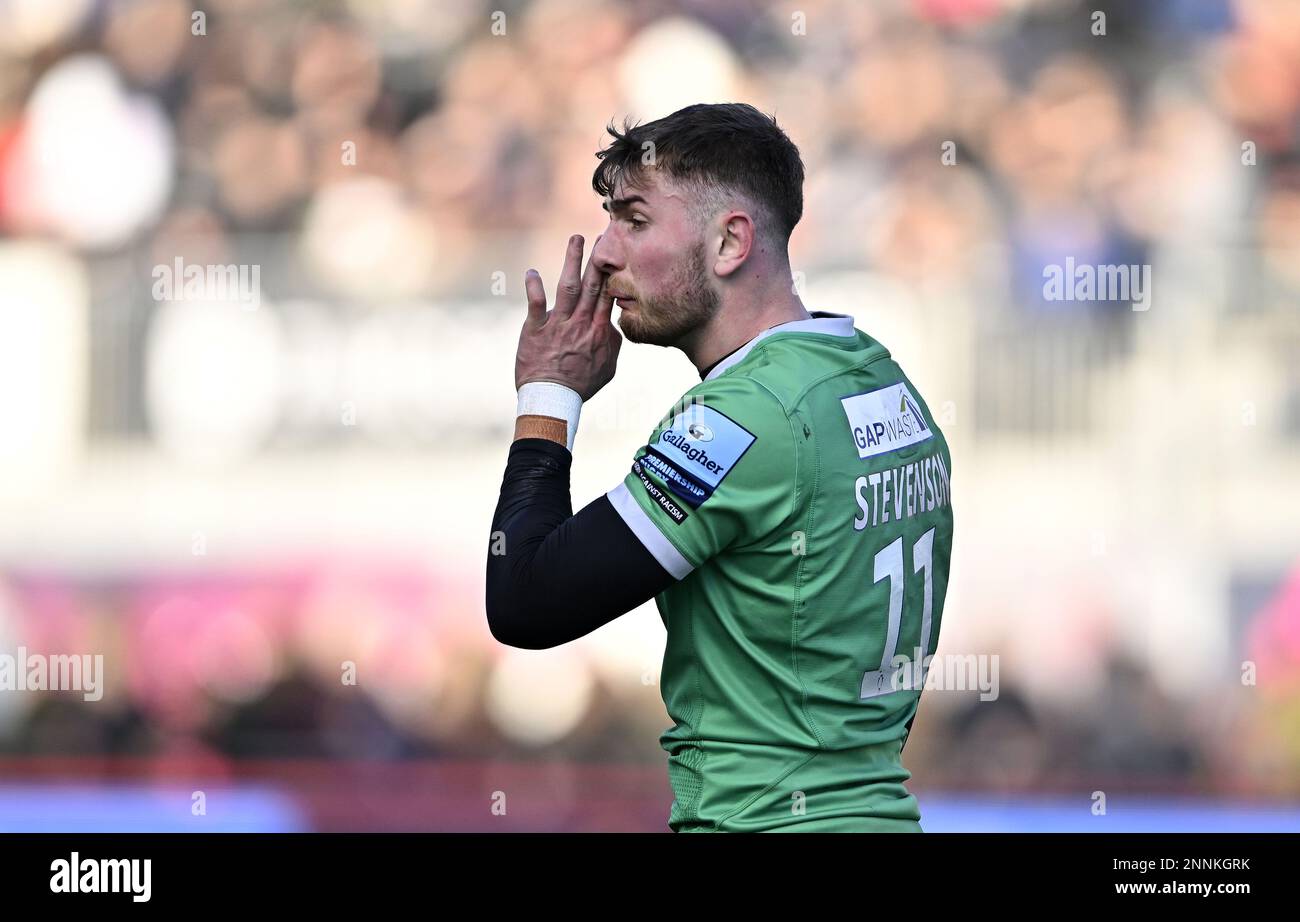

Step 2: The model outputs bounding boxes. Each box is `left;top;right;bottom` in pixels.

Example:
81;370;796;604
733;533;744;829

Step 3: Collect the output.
652;403;756;492
840;382;933;459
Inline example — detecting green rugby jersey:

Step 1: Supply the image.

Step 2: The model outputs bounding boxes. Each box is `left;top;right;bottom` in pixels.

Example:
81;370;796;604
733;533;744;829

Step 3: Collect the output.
606;311;954;832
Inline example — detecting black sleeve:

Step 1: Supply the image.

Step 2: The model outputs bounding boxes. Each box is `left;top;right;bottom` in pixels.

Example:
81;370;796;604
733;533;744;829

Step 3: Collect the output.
485;437;677;649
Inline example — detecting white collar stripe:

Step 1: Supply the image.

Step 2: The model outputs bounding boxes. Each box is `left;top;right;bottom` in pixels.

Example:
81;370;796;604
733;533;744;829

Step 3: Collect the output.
703;312;856;382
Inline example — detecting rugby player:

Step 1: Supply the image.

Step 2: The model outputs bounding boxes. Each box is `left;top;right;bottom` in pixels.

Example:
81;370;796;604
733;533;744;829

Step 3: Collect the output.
486;103;954;832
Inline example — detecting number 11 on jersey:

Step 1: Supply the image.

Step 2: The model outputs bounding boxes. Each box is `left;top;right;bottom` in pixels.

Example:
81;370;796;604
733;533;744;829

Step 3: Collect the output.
860;527;935;699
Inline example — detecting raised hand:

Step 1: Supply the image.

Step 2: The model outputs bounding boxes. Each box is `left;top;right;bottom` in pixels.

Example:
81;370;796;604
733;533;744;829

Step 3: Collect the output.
515;234;622;402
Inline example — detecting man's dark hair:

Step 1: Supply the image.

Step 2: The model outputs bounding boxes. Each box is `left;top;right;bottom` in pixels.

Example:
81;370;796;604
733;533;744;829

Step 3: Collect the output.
591;102;805;247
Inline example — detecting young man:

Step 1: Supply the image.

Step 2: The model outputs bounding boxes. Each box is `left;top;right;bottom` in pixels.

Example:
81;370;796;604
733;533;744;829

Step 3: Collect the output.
486;103;954;832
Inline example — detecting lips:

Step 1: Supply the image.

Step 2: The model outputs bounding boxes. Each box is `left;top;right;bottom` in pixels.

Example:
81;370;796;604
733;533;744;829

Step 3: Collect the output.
606;282;636;303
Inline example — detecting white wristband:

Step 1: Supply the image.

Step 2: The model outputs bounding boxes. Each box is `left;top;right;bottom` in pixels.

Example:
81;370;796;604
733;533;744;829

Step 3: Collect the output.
516;381;582;451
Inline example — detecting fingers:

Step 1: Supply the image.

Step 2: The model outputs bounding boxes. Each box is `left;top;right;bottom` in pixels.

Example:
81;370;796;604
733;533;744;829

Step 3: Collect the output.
524;269;547;327
536;233;606;324
592;264;615;325
570;235;607;321
552;234;585;318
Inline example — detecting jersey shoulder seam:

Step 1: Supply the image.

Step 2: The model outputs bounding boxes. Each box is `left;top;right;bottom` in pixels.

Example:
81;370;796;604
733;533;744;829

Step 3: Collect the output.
786;352;896;410
724;375;828;754
720;373;802;546
789;395;827;754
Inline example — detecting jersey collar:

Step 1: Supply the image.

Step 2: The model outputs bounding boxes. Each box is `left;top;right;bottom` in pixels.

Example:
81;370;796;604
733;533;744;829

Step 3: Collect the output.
702;311;857;382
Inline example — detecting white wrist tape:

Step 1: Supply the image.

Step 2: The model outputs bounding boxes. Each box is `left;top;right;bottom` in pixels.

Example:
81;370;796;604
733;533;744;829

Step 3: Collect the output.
516;381;583;451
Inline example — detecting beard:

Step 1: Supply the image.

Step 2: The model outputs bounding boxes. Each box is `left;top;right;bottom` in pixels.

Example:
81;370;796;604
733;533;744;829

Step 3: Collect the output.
615;244;720;347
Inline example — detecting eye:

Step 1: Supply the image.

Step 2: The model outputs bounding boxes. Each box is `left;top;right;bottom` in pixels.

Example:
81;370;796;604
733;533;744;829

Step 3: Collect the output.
628;216;648;230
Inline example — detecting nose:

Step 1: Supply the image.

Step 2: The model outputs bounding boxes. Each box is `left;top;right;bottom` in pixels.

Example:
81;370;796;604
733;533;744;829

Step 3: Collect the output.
591;227;622;275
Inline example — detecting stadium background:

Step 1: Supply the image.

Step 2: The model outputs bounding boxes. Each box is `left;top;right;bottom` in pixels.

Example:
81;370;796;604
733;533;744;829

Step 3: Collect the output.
0;0;1297;831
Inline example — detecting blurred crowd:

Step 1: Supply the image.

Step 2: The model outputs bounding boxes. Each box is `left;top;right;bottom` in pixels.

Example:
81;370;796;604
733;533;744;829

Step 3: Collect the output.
0;0;1298;810
1;0;1297;307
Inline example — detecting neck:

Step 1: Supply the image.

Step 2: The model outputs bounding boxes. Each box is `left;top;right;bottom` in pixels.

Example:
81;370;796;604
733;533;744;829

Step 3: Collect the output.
683;284;812;378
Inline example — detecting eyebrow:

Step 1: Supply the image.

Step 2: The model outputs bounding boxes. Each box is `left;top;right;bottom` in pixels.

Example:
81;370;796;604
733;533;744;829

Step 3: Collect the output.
602;195;649;213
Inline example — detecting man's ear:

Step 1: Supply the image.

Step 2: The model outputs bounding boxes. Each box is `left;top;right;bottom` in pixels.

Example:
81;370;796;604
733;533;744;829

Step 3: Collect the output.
712;210;754;279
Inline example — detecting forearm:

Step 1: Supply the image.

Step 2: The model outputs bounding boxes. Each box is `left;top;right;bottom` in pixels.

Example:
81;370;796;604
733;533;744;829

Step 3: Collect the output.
483;384;676;645
484;437;673;649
